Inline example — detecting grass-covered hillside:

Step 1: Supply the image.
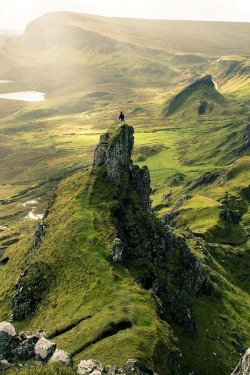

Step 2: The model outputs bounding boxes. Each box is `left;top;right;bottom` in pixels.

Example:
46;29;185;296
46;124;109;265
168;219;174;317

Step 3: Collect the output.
0;11;250;375
0;127;181;374
0;124;249;375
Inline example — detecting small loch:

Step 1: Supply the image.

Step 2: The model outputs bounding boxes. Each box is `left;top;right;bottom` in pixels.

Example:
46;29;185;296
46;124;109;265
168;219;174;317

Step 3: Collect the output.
0;91;46;102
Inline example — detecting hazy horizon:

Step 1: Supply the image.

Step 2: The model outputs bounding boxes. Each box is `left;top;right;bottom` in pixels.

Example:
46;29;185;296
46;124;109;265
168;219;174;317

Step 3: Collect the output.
0;0;250;31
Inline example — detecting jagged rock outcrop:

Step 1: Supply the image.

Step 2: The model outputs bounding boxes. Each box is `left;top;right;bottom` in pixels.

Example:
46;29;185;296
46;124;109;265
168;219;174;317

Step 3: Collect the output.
94;125;135;187
12;262;54;321
32;222;45;249
231;348;250;375
94;125;214;341
94;125;152;210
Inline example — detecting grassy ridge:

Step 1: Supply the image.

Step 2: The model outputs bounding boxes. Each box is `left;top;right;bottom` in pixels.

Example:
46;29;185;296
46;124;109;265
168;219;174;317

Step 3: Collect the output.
0;167;179;373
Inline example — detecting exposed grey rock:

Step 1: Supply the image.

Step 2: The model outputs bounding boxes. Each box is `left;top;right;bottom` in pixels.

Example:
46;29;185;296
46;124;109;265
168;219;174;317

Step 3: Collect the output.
32;222;45;249
12;262;53;321
93;132;110;166
11;334;39;361
123;358;156;374
0;359;11;370
34;337;56;361
77;359;103;374
94;124;134;187
0;322;17;358
110;238;125;263
76;358;157;375
130;165;152;211
49;348;73;367
0;323;72;368
231;347;250;375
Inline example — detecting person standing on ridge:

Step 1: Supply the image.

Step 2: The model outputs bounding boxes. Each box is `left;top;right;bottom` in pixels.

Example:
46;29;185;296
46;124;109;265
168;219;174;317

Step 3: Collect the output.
119;111;125;123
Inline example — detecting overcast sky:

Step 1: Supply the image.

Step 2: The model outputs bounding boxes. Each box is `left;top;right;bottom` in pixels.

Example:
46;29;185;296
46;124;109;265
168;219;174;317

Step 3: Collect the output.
1;0;250;30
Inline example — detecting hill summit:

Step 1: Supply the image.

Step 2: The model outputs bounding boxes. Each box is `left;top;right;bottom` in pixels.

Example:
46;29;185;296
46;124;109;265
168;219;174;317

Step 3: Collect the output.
165;74;225;117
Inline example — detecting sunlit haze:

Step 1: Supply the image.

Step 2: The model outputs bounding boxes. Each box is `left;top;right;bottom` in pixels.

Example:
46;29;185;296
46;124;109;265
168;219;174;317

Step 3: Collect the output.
1;0;250;30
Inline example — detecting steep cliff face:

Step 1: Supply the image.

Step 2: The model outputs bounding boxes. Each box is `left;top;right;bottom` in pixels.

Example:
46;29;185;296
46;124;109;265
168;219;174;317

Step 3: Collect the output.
94;125;151;211
93;126;215;344
94;125;134;187
92;125;250;375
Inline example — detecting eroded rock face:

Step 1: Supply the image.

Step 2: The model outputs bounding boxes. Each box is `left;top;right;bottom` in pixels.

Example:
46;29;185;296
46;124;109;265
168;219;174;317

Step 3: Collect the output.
231;348;250;375
131;165;152;211
32;222;45;249
94;125;134;187
12;262;54;321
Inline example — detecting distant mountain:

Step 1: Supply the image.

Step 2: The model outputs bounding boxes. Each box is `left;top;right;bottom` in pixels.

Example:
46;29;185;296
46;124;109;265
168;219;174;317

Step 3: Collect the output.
14;12;250;55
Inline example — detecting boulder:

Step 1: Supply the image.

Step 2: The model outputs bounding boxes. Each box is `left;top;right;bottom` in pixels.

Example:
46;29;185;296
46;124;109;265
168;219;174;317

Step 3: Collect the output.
110;238;124;263
49;348;73;367
0;322;17;358
231;347;250;375
77;359;103;374
123;358;156;374
0;359;11;370
11;334;39;361
34;337;56;361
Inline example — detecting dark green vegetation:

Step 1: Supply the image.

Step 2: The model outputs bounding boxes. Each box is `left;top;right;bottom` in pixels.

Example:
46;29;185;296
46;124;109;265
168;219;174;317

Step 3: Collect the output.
0;12;250;375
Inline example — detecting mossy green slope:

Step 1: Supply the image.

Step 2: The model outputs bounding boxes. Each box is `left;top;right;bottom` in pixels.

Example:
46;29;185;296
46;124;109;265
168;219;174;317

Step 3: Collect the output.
163;75;225;117
0;165;179;373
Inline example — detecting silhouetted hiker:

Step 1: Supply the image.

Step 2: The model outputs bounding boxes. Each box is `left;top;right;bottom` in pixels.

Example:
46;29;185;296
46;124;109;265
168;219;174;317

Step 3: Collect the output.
119;111;125;123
